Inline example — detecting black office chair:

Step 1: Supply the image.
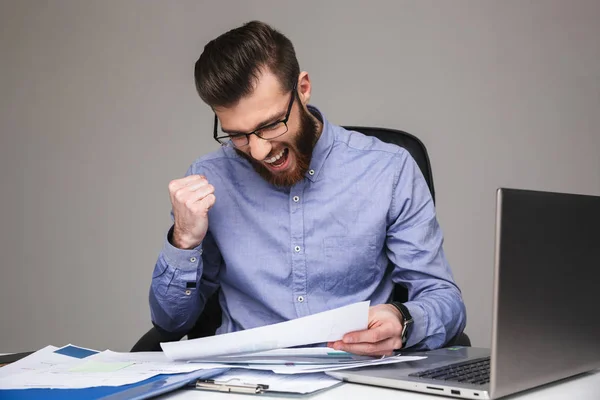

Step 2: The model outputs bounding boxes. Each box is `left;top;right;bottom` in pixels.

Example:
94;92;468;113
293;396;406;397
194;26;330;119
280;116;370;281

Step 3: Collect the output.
131;126;470;352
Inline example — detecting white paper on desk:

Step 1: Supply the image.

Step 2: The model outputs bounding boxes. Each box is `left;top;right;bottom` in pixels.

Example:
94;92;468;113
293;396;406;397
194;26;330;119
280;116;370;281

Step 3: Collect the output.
0;346;157;389
209;368;342;394
161;301;370;361
238;348;347;357
218;354;427;374
0;368;161;389
0;345;63;380
87;350;226;374
273;354;427;374
190;347;375;365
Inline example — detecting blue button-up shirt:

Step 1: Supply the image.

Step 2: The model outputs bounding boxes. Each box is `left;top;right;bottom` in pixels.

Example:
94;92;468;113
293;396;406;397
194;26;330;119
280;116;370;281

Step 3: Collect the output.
150;106;466;350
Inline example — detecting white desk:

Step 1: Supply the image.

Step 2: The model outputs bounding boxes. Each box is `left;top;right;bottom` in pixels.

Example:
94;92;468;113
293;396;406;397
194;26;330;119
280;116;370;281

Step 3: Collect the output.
159;370;600;400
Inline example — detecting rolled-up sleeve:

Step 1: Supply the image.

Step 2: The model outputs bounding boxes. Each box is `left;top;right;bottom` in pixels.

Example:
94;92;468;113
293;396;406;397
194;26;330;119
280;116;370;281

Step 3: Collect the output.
386;151;466;350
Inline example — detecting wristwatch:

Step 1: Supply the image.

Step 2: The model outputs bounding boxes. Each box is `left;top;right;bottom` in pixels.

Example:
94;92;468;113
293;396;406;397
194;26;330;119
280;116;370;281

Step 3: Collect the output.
391;301;414;348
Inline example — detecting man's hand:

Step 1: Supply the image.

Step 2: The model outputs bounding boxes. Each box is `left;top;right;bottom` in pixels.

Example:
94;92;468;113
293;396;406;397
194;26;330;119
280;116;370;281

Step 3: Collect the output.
328;304;404;356
168;174;216;249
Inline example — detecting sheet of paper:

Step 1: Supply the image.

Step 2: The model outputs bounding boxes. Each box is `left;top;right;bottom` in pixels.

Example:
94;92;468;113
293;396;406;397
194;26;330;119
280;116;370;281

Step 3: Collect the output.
87;350;226;374
162;301;370;361
0;345;146;389
189;347;376;365
209;368;342;394
235;348;350;357
271;354;427;374
69;360;135;372
201;354;427;374
0;345;76;380
0;369;161;389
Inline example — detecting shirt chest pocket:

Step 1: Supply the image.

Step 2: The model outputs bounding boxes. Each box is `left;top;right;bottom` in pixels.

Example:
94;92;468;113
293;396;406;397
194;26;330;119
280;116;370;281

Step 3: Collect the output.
320;235;381;292
324;235;378;257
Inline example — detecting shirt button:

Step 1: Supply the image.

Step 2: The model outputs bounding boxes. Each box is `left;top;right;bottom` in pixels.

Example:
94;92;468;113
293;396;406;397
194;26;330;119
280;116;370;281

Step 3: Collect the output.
308;169;315;176
190;257;197;263
185;290;192;296
294;246;301;253
293;196;300;202
297;296;305;303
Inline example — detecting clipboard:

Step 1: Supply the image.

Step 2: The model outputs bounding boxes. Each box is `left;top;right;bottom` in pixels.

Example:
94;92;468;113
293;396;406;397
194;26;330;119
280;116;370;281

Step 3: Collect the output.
194;372;344;396
196;378;270;394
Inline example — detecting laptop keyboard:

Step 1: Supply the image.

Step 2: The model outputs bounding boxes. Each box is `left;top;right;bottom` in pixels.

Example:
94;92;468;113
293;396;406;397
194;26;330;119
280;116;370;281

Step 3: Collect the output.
409;357;490;385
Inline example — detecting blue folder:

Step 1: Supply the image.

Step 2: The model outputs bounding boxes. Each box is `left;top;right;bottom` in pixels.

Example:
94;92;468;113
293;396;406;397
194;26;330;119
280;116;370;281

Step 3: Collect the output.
0;345;226;400
0;369;225;400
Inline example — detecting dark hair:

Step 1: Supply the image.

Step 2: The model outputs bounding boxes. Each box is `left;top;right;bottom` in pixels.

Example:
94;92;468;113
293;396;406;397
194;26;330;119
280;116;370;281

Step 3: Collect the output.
194;21;300;108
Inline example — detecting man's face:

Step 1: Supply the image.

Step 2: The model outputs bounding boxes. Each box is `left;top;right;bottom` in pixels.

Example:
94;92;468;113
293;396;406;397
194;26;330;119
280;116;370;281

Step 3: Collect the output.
215;71;319;187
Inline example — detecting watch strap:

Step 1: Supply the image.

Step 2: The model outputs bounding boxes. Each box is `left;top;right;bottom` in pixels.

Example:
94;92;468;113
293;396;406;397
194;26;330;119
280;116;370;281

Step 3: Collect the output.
391;301;413;347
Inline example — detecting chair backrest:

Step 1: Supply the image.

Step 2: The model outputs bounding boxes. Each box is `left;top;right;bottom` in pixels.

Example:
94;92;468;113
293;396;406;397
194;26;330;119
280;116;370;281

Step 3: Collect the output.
343;126;435;203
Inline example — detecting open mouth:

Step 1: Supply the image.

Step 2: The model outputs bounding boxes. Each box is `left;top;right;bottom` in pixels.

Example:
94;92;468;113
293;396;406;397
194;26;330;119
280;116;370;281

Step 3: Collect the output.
263;148;290;171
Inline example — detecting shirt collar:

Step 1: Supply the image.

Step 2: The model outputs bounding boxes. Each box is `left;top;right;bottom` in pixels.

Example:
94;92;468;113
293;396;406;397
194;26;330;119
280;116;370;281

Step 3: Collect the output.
305;105;334;183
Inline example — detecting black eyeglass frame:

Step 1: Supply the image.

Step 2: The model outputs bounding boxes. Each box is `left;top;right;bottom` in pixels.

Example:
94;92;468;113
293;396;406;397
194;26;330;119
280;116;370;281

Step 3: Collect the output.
212;83;298;147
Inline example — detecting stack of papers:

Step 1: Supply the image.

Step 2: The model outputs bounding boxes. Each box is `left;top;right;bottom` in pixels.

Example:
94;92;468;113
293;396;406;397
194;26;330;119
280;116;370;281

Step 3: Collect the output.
0;344;224;400
0;301;427;397
187;347;426;374
160;301;425;374
0;346;222;389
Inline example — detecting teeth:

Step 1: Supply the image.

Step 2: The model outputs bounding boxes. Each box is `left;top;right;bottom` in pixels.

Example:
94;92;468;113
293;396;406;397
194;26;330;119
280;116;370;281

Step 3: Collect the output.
264;149;286;164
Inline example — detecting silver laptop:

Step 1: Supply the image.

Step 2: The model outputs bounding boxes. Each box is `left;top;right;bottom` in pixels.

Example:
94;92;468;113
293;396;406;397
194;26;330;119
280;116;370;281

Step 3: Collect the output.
328;188;600;399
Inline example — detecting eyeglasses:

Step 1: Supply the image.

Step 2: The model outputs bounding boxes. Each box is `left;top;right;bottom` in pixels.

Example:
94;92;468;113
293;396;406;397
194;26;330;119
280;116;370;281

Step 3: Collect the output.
213;83;297;148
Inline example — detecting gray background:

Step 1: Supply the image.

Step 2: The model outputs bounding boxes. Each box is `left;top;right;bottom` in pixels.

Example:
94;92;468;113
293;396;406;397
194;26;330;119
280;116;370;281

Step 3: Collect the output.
1;0;599;352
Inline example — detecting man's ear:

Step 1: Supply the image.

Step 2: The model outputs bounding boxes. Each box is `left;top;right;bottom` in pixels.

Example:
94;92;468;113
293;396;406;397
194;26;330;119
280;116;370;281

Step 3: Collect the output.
297;71;312;106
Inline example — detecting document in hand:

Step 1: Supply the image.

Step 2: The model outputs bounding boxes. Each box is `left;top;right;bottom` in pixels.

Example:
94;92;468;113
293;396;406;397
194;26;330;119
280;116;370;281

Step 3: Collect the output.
161;301;370;361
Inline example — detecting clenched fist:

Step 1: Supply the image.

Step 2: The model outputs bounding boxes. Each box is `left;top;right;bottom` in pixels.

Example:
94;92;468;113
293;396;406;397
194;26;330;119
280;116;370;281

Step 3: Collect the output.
168;174;216;249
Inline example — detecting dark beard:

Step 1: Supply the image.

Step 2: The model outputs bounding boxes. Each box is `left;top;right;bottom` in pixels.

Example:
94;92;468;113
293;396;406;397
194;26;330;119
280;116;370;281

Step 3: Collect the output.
235;107;319;187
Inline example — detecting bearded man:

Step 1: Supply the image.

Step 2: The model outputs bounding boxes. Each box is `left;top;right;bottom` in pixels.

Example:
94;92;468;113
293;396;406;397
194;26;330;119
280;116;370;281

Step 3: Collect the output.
150;21;466;355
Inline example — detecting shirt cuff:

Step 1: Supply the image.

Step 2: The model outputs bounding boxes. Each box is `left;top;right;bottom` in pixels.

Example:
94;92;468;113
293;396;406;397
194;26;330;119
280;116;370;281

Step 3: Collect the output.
162;226;203;270
403;301;427;349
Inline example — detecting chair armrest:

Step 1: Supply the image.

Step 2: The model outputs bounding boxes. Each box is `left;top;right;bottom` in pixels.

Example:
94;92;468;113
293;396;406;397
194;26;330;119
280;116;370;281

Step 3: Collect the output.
130;324;187;352
444;331;472;348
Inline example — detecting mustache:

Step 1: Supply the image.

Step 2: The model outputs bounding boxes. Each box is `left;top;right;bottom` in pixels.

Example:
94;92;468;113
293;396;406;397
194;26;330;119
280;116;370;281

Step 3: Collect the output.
235;108;319;187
